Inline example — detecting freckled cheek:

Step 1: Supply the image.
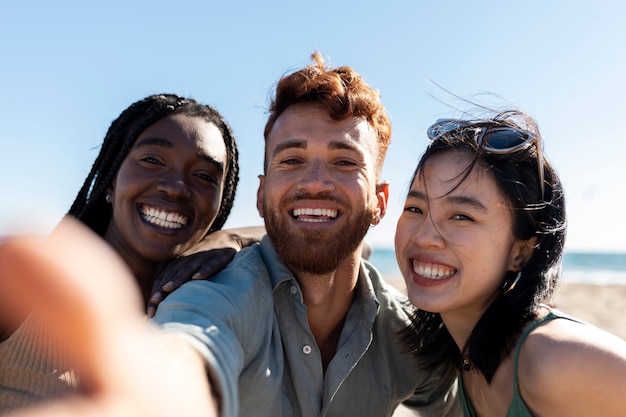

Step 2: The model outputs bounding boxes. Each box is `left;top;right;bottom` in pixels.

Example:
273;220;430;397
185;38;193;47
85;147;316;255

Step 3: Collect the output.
262;176;294;198
393;220;412;264
394;218;408;246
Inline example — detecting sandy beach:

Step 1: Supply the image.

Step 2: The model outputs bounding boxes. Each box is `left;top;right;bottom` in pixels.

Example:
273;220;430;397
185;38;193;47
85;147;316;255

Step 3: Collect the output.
551;283;626;340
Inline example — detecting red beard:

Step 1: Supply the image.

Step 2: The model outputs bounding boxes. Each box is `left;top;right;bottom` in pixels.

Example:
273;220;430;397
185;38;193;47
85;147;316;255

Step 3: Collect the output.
263;195;374;275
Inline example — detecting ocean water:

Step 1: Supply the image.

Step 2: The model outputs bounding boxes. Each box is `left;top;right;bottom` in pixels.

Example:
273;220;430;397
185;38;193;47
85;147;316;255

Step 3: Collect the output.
368;249;626;286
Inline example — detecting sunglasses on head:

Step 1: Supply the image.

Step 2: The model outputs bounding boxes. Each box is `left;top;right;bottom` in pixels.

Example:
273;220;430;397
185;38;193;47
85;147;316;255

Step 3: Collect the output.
427;118;545;200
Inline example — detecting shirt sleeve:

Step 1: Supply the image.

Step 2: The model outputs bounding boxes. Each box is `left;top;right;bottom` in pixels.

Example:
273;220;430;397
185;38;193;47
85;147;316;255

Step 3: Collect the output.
151;248;273;417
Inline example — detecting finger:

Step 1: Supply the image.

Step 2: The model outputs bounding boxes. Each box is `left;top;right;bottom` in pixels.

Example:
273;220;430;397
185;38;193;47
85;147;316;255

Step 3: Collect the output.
192;254;234;281
148;279;182;314
192;270;208;280
150;260;185;295
150;290;163;305
192;264;221;281
162;280;177;292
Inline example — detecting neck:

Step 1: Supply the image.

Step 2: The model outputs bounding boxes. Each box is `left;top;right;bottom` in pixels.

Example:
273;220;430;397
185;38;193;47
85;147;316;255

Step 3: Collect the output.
441;310;482;353
108;246;157;309
135;267;157;309
103;226;158;309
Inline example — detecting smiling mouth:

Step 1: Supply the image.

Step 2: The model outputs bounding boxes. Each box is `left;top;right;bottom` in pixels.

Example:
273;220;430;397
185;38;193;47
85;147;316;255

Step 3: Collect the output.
412;261;456;280
139;204;189;229
291;208;338;223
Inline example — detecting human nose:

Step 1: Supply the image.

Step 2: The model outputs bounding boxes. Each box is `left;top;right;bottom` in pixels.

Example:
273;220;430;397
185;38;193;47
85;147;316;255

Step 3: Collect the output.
411;215;445;248
156;174;191;200
297;160;335;193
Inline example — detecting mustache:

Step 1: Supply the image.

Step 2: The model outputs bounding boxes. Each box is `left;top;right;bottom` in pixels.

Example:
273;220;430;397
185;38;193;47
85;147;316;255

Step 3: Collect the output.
282;191;347;207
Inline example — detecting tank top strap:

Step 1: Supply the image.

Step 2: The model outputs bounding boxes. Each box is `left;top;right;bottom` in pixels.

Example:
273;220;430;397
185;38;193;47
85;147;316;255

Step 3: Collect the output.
511;309;582;396
511;311;554;397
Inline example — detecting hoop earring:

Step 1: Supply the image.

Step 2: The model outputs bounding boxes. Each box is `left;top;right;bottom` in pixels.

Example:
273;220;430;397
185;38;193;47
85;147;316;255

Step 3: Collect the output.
105;194;112;204
502;271;522;294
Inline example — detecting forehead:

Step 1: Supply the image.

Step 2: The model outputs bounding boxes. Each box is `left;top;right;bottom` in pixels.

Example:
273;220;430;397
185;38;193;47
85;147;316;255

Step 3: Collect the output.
137;113;227;163
418;150;501;198
267;104;377;155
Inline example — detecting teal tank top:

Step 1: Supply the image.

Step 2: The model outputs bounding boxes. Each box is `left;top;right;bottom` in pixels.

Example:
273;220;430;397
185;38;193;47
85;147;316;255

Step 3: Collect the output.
458;310;581;417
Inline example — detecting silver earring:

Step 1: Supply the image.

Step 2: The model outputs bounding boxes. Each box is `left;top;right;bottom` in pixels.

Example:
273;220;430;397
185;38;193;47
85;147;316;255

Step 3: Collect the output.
502;271;522;294
105;194;112;203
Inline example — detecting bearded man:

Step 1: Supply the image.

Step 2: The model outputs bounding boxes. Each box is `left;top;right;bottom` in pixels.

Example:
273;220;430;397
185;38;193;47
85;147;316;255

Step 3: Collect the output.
152;52;460;417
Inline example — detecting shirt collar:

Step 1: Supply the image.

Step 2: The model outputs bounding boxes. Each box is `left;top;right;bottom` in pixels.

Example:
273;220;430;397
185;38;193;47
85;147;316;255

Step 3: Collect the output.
258;235;380;312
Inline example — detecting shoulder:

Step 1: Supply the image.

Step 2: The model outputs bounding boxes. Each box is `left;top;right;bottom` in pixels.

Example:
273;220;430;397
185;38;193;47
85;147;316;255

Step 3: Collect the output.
364;260;408;300
363;261;416;339
518;315;626;415
154;245;273;321
207;244;272;291
222;243;269;277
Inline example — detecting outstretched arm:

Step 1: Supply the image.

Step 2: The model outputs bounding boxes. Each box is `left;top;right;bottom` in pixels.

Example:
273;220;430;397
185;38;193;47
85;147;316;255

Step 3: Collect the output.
0;217;218;417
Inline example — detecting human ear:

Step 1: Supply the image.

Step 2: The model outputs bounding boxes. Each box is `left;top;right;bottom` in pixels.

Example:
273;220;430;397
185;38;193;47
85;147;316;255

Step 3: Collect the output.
371;182;389;225
509;236;538;271
256;175;265;218
106;177;117;203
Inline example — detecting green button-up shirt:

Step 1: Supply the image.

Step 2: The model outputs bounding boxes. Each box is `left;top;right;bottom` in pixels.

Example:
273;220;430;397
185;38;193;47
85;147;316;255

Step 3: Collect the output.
154;236;459;417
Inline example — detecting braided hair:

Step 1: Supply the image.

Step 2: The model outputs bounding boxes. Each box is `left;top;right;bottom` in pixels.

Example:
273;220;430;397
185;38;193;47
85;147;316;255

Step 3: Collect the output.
68;93;239;237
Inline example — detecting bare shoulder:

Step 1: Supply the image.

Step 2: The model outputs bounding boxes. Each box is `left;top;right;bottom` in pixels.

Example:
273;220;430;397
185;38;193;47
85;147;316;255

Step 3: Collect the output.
518;316;626;416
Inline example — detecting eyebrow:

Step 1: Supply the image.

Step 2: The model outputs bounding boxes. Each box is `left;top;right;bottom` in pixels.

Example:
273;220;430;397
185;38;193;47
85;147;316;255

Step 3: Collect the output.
407;190;488;212
271;139;306;157
134;137;224;172
271;139;363;157
328;140;361;153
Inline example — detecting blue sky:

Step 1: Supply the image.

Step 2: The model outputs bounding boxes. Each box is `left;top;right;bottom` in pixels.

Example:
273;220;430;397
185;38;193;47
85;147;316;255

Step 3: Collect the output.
1;1;625;252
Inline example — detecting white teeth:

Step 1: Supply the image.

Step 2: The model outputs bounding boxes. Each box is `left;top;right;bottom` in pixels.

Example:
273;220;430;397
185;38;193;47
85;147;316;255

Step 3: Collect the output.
140;205;188;229
292;208;338;221
412;261;455;280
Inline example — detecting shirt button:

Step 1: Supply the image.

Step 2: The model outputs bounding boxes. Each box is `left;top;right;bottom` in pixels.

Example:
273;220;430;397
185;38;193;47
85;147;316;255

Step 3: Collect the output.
302;345;312;354
290;286;298;295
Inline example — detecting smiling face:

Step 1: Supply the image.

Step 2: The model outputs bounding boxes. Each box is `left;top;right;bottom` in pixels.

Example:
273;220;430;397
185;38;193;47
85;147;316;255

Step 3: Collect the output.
394;150;532;324
104;113;227;278
257;104;387;275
